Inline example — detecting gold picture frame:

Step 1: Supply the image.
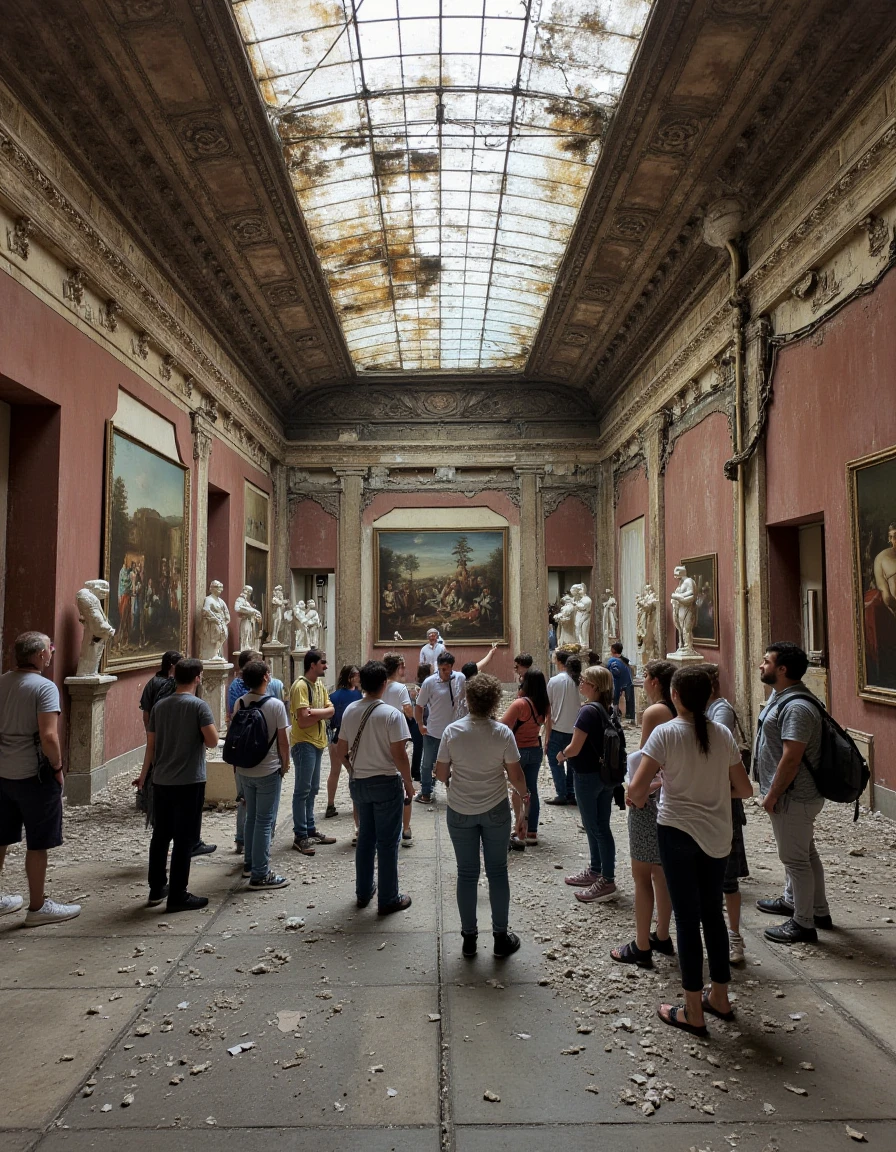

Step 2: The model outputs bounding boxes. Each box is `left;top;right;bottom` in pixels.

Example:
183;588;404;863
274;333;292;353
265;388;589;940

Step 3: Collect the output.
848;443;896;706
681;553;719;648
243;482;270;631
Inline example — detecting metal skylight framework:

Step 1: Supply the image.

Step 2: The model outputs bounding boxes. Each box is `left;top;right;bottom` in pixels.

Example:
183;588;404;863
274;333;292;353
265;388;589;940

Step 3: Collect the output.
232;0;652;372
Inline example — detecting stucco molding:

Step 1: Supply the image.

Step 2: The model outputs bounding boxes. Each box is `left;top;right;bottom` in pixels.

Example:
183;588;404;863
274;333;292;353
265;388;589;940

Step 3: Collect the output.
542;488;597;517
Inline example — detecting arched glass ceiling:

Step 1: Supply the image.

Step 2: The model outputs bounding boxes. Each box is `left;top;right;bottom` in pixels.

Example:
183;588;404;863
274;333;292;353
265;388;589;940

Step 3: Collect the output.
232;0;653;373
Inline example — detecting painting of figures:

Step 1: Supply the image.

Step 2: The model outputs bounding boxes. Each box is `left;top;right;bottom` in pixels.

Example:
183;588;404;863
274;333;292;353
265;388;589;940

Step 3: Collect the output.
681;553;719;647
850;445;896;704
375;528;507;646
103;426;190;672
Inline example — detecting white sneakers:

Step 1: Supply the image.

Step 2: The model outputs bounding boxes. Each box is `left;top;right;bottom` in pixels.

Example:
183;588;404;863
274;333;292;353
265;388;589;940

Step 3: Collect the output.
0;893;24;916
23;898;81;927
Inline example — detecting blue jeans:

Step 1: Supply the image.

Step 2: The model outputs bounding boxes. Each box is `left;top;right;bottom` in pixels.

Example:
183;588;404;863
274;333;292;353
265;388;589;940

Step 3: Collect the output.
349;774;404;908
573;771;615;882
614;683;635;722
446;799;512;933
291;743;324;840
518;745;542;833
237;771;282;880
420;733;441;796
235;793;246;845
546;729;575;801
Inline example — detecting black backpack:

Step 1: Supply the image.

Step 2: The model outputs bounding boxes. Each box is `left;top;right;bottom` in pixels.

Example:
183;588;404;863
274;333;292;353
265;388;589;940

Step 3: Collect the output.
584;702;627;786
223;699;277;769
778;694;869;821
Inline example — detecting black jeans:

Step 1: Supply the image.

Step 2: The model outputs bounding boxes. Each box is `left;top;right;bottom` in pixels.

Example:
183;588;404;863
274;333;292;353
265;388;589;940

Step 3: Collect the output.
408;717;423;779
148;782;206;900
658;823;730;992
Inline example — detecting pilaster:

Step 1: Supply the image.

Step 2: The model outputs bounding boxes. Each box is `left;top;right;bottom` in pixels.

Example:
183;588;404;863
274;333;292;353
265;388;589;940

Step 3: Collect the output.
334;468;366;670
191;407;215;657
515;466;547;671
642;410;669;657
594;460;616;656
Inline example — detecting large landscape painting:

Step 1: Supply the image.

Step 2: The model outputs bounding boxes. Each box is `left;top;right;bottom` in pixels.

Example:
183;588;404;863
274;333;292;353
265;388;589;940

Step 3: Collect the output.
375;528;507;646
103;426;190;672
850;444;896;704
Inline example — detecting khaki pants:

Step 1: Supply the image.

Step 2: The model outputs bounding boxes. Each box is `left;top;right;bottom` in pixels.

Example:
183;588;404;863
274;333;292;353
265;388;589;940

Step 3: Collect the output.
769;795;830;929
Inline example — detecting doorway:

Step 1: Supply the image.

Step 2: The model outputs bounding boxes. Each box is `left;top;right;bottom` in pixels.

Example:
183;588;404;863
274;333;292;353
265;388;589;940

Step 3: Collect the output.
618;517;645;662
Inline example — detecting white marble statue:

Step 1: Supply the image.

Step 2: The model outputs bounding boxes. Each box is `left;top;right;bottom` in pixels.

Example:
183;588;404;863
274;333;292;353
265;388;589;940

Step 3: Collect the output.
636;582;659;667
293;599;308;651
304;598;322;650
553;593;577;648
75;579;116;676
270;585;286;646
235;585;263;650
570;583;593;648
670;565;698;657
601;589;618;642
200;579;230;661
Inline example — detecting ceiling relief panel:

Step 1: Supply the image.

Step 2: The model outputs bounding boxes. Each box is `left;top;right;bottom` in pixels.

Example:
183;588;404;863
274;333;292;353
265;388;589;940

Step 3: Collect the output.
232;0;653;372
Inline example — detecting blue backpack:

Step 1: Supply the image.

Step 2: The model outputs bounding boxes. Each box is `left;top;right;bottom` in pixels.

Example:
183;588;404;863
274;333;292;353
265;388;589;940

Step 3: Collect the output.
223;699;277;769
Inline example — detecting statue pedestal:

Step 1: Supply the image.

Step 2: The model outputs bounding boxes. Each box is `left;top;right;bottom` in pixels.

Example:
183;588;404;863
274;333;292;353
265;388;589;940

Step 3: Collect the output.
290;649;308;682
202;661;234;732
64;675;117;805
665;650;705;667
262;642;288;685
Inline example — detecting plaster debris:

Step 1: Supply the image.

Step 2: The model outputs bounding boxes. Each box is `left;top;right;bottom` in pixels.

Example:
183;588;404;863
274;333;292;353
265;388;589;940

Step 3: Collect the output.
846;1126;868;1142
483;1090;501;1102
386;1088;398;1097
277;1011;307;1033
428;1013;441;1022
784;1084;808;1095
121;1093;134;1107
190;1062;211;1075
227;1042;255;1056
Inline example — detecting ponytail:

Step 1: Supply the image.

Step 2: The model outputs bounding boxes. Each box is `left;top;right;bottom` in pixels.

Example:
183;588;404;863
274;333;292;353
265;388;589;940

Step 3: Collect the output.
565;656;582;685
671;667;713;757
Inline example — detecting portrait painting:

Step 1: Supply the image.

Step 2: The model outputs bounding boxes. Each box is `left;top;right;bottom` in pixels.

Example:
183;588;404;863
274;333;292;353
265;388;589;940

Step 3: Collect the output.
849;444;896;704
682;553;719;647
245;543;270;636
103;425;190;672
375;528;508;646
245;483;269;545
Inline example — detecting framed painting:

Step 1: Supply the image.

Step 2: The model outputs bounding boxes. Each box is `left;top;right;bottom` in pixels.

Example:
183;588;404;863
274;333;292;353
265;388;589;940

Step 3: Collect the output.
102;425;190;672
849;444;896;705
245;482;269;546
245;542;270;636
375;528;508;646
682;553;719;647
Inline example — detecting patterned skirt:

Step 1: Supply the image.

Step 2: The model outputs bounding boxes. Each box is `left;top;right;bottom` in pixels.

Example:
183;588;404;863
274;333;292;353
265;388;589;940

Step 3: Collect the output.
628;794;661;865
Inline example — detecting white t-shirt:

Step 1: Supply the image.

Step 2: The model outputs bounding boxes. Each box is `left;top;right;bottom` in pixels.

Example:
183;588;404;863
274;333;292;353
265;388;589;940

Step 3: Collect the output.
340;699;410;779
641;717;741;858
437;715;520;816
382;681;412;716
233;692;290;777
419;641;445;668
547;672;580;733
416;671;466;738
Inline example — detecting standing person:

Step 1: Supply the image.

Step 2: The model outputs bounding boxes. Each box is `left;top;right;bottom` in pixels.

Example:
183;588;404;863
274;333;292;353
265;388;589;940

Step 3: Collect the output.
324;665;361;821
704;664;751;964
409;663;431;782
436;673;528;958
290;648;337;856
607;642;636;724
611;659;676;967
139;650;183;727
335;661;414;915
382;654;416;844
544;652;581;805
419;629;445;669
227;648;262;856
0;632;81;925
556;665;621;904
414;652;466;804
628;667;752;1036
755;642;832;944
500;668;549;847
133;658;219;912
232;660;291;890
512;653;533;683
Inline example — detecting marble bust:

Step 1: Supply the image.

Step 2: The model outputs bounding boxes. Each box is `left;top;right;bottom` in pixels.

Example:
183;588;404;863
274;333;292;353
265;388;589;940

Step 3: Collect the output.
553;593;577;648
636;583;659;665
304;598;322;649
601;589;618;642
571;582;593;648
293;599;308;651
670;565;699;657
270;585;286;646
74;579;116;677
235;585;263;650
200;580;230;661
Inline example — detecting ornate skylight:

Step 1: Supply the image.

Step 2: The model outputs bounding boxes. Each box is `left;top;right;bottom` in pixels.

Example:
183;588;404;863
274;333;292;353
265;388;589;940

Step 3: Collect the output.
232;0;652;372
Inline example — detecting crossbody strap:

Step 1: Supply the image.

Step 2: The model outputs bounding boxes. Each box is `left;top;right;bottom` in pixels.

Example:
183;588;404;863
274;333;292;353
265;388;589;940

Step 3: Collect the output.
348;700;384;773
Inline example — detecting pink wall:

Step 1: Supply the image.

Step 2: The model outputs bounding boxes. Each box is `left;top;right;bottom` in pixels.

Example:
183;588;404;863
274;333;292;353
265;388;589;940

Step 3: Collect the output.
545;495;595;568
614;465;648;594
664;412;736;700
290;498;337;569
766;270;896;791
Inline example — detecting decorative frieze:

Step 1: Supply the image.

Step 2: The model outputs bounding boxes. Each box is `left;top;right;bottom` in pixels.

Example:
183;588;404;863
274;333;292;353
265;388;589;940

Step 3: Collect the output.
6;214;33;258
62;267;85;305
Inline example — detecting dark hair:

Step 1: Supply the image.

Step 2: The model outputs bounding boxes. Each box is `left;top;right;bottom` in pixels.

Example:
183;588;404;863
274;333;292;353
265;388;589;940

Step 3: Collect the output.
243;660;270;691
359;659;388;694
671;667;712;756
703;662;721;692
565;655;582;685
461;661;478;679
160;650;184;676
14;631;50;668
466;672;502;717
555;648;570;666
436;651;455;666
519;669;549;720
645;659;675;711
513;652;533;668
383;652;405;677
417;662;432;685
336;664;359;690
610;642;623;655
766;641;809;682
174;657;204;685
304;647;325;673
238;648;255;670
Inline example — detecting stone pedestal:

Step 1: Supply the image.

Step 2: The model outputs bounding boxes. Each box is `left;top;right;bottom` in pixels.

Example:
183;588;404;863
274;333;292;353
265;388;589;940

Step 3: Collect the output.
262;641;288;686
290;649;308;683
64;674;117;805
202;661;233;732
665;651;705;667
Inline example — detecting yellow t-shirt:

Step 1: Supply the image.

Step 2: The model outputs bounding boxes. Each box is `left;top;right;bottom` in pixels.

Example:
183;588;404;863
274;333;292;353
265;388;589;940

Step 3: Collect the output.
290;676;331;748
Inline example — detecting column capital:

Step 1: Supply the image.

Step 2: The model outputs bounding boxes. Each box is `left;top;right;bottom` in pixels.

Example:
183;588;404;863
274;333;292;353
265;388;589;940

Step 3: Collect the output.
190;411;215;461
332;467;368;478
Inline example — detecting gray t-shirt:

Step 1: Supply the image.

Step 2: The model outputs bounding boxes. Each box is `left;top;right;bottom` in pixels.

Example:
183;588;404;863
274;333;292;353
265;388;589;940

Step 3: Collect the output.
707;697;737;736
755;687;822;802
148;693;215;786
0;671;61;781
233;692;289;777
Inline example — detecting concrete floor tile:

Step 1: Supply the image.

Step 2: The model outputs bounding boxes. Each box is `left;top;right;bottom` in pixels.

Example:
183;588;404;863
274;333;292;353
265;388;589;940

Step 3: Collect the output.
42;1126;442;1151
0;934;190;990
816;978;896;1057
0;1132;40;1152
